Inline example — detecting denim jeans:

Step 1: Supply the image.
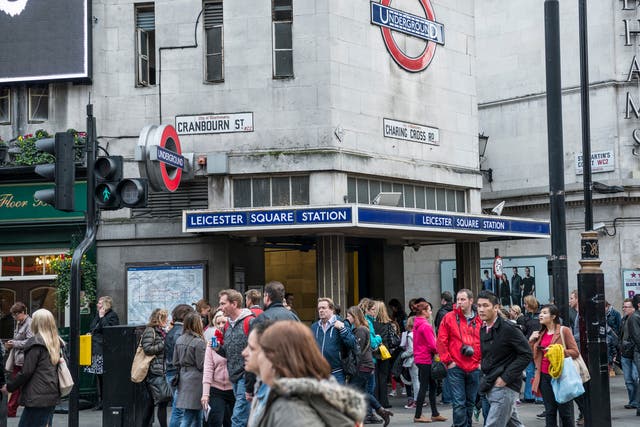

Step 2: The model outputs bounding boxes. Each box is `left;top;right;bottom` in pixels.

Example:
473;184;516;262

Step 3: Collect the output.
441;375;452;404
231;378;250;427
180;409;202;427
539;372;574;427
523;361;542;402
166;371;184;427
622;356;639;406
448;367;480;427
18;406;55;427
484;386;523;427
350;371;382;412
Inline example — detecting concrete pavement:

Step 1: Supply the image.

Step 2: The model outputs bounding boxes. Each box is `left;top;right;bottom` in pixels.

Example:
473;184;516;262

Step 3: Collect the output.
7;375;637;426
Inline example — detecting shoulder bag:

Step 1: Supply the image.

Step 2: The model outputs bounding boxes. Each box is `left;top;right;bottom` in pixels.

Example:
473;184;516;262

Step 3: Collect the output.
131;328;156;383
58;352;74;397
560;326;590;383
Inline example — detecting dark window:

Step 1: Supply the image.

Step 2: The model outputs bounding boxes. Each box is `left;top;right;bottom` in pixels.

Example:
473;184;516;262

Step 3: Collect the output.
135;4;156;86
204;1;223;82
252;178;270;207
290;176;309;205
272;0;293;78
233;179;251;208
0;87;9;124
28;86;48;123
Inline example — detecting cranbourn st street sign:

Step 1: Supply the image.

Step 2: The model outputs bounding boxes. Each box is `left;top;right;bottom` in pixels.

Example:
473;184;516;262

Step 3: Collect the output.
175;112;254;136
371;0;445;72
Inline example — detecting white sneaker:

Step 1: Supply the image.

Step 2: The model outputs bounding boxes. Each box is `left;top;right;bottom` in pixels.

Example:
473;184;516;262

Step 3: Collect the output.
388;390;397;397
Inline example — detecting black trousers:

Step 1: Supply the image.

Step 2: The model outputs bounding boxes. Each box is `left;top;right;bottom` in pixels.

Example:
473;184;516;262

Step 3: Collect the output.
375;359;391;407
207;387;235;427
415;363;439;419
539;372;574;427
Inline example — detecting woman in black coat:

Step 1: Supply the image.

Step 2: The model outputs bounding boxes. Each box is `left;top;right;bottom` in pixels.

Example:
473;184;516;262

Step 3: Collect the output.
85;295;119;409
141;308;170;427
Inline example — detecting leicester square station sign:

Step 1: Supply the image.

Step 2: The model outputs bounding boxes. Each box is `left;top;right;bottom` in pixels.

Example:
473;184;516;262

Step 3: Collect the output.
371;0;445;73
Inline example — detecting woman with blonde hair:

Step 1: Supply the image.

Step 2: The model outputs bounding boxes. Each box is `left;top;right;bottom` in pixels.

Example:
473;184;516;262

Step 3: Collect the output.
174;312;207;426
6;308;61;427
250;320;367;427
373;300;398;408
141;308;171;427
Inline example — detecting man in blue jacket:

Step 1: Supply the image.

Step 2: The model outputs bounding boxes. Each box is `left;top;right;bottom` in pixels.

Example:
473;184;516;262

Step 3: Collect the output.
311;297;356;384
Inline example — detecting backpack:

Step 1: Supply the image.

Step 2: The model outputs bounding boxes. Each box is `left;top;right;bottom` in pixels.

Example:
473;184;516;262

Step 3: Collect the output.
341;335;362;379
224;313;255;336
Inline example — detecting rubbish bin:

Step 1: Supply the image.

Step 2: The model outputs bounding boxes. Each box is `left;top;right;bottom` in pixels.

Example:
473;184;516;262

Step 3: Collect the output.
102;324;148;427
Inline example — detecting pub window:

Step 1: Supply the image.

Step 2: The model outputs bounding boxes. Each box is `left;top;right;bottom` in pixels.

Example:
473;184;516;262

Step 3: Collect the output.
0;254;61;278
0;87;10;124
272;0;293;78
135;3;156;86
204;1;224;82
28;85;48;123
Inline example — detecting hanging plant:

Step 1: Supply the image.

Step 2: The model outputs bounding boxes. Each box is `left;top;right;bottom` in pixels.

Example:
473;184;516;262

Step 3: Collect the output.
50;251;97;309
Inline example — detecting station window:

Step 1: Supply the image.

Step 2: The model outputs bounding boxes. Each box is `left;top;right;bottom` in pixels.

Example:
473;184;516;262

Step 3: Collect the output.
204;1;224;82
0;87;10;124
347;177;466;213
233;176;309;207
272;0;293;78
135;3;156;86
28;85;48;123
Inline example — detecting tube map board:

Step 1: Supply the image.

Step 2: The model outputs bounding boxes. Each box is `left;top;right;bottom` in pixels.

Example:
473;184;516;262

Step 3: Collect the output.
127;264;204;325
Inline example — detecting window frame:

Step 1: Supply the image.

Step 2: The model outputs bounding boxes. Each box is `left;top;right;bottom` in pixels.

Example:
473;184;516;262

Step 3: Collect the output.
135;3;156;87
232;176;309;208
28;85;49;123
272;0;293;79
204;0;224;83
0;87;10;125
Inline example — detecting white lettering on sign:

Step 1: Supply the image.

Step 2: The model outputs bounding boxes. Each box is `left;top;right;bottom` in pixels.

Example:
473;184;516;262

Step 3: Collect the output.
420;215;452;227
483;220;506;230
299;210;348;222
249;212;294;224
175;113;254;135
575;150;615;174
383;118;439;145
188;214;245;226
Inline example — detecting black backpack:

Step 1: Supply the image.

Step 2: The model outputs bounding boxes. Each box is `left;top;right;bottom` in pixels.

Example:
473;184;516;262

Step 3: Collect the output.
341;333;363;378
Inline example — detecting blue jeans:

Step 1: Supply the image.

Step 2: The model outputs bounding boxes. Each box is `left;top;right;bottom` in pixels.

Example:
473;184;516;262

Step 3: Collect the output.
18;406;55;427
448;367;480;427
180;408;203;427
442;375;452;404
523;361;542;402
350;371;382;412
622;356;639;406
231;378;250;427
332;369;346;384
167;371;184;427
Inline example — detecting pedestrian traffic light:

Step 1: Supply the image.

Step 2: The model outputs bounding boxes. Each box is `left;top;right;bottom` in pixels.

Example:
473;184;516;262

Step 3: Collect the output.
34;132;76;212
94;156;123;209
94;156;148;209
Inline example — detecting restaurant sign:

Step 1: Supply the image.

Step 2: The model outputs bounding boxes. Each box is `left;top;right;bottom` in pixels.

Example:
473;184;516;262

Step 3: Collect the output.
0;182;86;223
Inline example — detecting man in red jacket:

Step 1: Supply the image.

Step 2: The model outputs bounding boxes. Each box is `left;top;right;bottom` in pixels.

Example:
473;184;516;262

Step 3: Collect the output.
436;289;482;427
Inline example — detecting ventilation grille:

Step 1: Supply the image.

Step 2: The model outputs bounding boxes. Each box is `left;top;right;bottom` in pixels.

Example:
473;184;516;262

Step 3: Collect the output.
204;2;223;28
132;180;208;219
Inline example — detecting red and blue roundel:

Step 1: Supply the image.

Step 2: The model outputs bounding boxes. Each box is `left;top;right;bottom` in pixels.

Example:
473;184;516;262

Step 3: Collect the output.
371;0;445;73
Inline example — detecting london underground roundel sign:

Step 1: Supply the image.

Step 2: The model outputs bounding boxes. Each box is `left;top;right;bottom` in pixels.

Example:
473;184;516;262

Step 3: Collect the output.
371;0;445;73
137;124;185;192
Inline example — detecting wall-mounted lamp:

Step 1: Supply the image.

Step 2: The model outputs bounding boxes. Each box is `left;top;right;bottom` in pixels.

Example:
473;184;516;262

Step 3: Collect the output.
478;133;493;183
372;192;402;207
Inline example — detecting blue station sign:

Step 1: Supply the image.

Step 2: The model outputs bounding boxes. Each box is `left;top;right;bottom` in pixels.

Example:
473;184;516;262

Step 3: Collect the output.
371;2;444;45
183;205;550;239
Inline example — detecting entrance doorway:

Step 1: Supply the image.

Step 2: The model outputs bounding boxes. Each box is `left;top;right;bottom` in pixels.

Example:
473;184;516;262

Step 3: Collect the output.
0;281;57;340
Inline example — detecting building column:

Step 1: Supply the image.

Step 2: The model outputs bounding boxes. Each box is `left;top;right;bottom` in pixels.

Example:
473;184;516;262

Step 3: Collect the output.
316;234;346;309
455;241;481;297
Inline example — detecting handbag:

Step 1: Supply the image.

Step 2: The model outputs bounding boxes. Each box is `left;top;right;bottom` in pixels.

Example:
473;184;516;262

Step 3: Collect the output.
146;374;172;404
431;360;448;381
551;355;585;403
58;353;74;397
560;326;590;383
375;343;392;360
131;328;156;383
4;348;14;372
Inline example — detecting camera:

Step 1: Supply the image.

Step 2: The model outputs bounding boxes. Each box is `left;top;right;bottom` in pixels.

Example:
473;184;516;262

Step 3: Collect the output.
461;345;475;357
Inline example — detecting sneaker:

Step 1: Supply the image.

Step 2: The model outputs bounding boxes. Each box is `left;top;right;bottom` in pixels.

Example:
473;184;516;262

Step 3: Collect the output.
364;414;383;424
473;407;480;422
389;390;397;397
402;389;407;395
536;411;546;419
405;402;417;409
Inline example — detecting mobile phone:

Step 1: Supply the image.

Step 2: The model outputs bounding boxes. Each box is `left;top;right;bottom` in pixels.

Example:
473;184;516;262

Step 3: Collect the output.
211;336;218;348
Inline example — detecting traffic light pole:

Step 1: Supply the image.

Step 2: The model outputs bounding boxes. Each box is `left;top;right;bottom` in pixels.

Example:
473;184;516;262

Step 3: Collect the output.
68;104;97;427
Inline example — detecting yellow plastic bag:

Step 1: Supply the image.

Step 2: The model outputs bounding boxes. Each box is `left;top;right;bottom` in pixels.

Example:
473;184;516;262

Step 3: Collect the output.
378;343;392;360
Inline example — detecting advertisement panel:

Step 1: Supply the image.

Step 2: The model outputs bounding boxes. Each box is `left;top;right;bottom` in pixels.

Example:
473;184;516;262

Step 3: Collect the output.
0;0;90;83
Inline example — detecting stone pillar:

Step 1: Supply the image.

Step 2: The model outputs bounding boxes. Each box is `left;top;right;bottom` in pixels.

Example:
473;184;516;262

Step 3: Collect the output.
455;241;481;297
316;234;346;309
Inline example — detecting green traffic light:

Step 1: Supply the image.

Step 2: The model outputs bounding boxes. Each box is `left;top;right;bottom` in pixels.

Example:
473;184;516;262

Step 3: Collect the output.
102;187;111;202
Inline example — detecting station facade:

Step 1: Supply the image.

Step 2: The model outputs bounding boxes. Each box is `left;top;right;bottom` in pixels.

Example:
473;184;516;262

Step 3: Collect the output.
0;0;550;323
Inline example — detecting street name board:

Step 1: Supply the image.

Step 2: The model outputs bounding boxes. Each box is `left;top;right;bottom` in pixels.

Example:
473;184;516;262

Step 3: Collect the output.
175;112;254;136
184;207;354;232
383;118;439;145
575;150;615;175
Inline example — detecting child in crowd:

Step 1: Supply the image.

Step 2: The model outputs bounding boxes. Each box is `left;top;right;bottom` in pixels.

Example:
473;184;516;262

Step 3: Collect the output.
400;316;419;409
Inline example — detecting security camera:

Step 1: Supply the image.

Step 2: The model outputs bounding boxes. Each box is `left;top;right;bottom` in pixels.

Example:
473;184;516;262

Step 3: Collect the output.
593;222;606;231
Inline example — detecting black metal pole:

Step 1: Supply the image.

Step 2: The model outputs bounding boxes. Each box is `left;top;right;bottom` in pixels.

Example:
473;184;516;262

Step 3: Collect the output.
544;0;569;324
579;0;593;231
68;104;97;427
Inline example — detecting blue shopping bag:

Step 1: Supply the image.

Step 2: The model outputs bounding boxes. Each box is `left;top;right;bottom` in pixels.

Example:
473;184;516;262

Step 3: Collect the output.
551;356;585;404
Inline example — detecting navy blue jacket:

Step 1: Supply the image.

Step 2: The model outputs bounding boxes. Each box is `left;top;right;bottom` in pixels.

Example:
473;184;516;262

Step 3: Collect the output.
311;317;357;373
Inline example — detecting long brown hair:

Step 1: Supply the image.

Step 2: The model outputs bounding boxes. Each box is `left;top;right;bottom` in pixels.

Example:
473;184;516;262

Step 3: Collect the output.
259;321;331;380
183;312;204;339
347;306;368;330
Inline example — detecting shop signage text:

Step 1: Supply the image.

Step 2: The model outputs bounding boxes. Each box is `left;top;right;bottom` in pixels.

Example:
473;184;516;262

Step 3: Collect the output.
623;269;640;298
0;182;87;223
575;150;615;174
370;0;444;73
621;2;640;154
175;112;254;136
383;118;439;145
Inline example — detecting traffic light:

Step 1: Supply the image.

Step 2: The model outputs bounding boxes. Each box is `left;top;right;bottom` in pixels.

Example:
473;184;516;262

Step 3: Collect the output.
94;156;148;209
34;132;76;212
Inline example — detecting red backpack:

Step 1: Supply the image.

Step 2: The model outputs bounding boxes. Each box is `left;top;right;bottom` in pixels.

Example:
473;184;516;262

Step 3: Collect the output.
224;313;255;336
